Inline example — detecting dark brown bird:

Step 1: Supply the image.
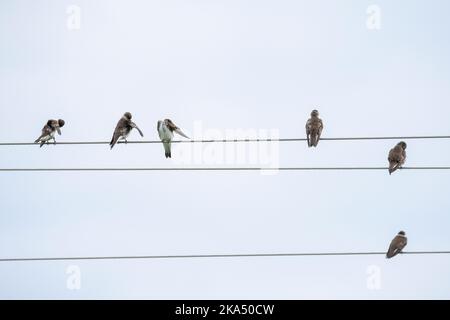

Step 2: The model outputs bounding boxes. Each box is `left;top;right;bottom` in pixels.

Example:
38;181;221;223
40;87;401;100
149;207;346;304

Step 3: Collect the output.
110;112;144;149
35;119;65;147
386;231;408;259
306;109;323;147
388;141;407;175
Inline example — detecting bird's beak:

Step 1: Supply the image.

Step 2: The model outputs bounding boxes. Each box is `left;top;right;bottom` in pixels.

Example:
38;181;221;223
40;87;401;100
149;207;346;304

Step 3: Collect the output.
175;129;190;139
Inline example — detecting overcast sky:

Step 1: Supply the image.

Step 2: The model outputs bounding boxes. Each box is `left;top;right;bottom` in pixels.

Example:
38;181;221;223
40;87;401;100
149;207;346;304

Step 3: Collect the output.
1;0;450;299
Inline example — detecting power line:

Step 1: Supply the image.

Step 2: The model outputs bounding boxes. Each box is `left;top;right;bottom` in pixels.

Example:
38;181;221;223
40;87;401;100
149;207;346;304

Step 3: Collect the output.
1;135;450;146
0;167;450;172
1;251;449;262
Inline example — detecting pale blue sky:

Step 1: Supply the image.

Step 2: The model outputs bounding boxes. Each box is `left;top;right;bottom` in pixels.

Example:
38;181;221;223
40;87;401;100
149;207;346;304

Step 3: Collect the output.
1;0;450;299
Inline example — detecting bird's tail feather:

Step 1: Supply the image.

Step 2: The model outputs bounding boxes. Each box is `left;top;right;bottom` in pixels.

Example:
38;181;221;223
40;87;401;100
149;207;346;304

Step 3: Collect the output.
311;135;317;147
386;249;398;259
110;136;117;149
163;142;171;158
35;135;44;143
389;162;399;174
313;135;320;147
175;129;190;139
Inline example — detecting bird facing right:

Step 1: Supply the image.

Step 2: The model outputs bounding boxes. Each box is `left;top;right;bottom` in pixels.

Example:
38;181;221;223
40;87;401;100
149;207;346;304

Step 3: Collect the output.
386;231;408;259
110;112;144;149
35;119;65;148
157;119;190;158
306;109;323;147
388;141;407;175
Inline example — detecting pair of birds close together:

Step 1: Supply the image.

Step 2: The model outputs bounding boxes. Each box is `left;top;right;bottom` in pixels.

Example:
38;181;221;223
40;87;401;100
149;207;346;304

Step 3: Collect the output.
305;110;407;175
35;113;189;158
108;112;189;158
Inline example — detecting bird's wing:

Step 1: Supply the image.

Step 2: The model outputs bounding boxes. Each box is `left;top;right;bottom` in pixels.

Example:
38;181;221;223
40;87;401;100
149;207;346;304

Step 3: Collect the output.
35;125;52;142
388;148;404;173
388;148;397;162
110;119;125;148
387;236;403;258
318;119;324;133
306;119;312;146
315;119;324;146
166;120;189;139
157;121;164;139
174;128;189;139
305;119;312;133
398;237;407;251
386;241;398;258
130;122;144;137
110;130;121;149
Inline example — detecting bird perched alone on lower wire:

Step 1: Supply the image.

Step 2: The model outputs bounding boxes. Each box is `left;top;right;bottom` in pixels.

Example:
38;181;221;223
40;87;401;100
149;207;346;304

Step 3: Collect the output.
157;119;190;158
386;231;408;259
388;141;407;175
35;119;65;148
110;112;144;149
306;109;323;147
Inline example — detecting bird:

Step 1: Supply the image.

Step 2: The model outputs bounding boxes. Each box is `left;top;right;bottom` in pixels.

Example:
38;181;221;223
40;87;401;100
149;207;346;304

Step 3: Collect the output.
110;112;144;149
386;231;408;259
388;141;407;175
35;119;65;148
306;109;323;147
157;119;190;158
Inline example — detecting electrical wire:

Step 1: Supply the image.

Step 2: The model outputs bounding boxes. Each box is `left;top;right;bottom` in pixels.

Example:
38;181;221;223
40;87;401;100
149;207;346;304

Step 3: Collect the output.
1;251;449;262
0;167;449;172
1;135;450;146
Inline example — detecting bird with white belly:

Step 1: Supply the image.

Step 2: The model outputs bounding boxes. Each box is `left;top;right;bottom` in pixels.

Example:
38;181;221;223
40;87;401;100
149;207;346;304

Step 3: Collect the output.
35;119;65;148
157;119;190;158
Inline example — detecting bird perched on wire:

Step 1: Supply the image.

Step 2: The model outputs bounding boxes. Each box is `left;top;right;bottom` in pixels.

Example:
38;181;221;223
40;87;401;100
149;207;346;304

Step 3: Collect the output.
386;231;408;259
306;109;323;147
388;141;407;175
157;119;190;158
110;112;144;149
35;119;65;148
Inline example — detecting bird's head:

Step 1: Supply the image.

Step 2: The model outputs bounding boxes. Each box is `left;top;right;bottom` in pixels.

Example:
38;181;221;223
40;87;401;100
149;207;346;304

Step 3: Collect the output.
311;109;319;117
165;119;177;130
398;231;406;236
58;119;65;127
124;112;132;120
398;141;407;150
